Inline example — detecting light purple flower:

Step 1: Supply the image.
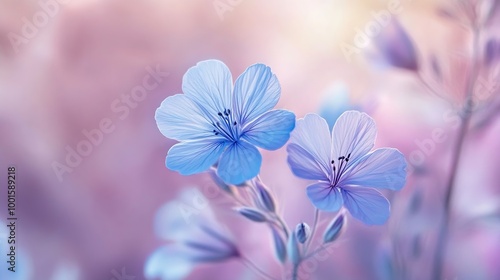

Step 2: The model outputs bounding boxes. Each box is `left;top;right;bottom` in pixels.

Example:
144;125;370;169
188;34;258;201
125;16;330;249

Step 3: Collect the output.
145;188;238;280
286;111;407;225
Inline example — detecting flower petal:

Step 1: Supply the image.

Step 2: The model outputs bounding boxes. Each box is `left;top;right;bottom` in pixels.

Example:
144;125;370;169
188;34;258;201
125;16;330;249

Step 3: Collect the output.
233;64;280;125
242;109;296;150
287;114;332;180
155;94;216;141
331;111;377;163
217;141;262;184
182;60;233;118
287;144;330;181
306;182;343;212
342;148;407;190
144;245;193;280
341;186;390;225
166;139;229;176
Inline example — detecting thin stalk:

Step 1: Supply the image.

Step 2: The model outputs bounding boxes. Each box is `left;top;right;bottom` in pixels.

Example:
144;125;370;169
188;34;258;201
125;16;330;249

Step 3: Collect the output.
271;213;290;238
304;209;320;254
292;262;299;280
431;25;480;280
241;256;277;280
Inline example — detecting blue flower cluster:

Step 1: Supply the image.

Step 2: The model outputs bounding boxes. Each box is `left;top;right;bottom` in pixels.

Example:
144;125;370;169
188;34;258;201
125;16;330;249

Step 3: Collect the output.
150;60;408;279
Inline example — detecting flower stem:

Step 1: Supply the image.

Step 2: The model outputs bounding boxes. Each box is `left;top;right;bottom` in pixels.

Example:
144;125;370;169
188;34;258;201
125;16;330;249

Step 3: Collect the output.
305;209;320;254
292;262;300;280
431;25;480;280
241;256;277;280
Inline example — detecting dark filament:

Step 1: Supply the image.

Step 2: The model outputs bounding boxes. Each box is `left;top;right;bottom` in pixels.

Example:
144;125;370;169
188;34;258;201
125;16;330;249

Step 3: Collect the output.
330;153;351;186
212;108;238;141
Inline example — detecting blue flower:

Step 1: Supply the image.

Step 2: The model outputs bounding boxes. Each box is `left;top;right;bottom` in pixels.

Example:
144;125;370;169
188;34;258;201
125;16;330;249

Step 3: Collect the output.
286;111;407;225
145;188;239;280
156;60;296;185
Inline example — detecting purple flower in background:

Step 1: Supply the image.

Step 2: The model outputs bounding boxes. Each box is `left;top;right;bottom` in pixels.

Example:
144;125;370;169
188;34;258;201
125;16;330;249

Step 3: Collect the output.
144;189;239;280
155;60;295;184
371;18;418;71
287;111;407;225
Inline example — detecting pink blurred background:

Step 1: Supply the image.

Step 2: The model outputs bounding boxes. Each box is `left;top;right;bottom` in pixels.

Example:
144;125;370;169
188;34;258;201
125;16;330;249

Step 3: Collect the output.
0;0;499;279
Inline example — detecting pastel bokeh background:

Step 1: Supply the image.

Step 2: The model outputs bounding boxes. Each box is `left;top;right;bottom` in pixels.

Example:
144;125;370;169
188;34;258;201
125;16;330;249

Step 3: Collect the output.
1;0;499;279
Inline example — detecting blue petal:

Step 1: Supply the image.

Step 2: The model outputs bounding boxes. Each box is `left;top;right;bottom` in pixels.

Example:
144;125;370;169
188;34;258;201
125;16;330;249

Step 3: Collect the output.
144;245;193;280
287;144;329;181
342;148;407;190
242;109;295;150
155;94;216;141
217;141;262;185
341;186;390;225
233;64;280;125
331;111;377;163
182;60;233;118
306;182;343;212
166;139;229;175
287;114;332;180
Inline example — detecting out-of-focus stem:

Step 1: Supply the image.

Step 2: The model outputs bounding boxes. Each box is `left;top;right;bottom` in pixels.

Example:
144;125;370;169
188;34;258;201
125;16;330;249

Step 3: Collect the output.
241;256;277;280
292;262;299;280
431;26;480;280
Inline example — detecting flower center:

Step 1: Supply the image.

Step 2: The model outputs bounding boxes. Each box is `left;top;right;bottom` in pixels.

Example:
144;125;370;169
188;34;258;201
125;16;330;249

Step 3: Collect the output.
212;108;238;141
330;153;351;187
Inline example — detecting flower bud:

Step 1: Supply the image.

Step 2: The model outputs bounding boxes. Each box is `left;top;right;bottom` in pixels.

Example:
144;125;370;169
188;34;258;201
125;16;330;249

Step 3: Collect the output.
323;214;345;243
208;168;232;194
236;207;267;222
271;227;287;263
255;181;276;212
294;222;311;244
372;18;418;71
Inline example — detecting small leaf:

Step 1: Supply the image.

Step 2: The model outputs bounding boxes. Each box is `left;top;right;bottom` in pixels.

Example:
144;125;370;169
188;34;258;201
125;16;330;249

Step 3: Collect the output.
236;207;267;222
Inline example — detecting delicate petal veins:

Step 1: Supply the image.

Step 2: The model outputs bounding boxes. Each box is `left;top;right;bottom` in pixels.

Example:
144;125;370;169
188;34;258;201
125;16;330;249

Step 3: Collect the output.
155;94;215;141
233;64;280;125
182;60;233;118
331;111;377;163
242;109;296;150
287;114;332;180
217;141;262;185
287;144;330;181
341;186;390;225
306;182;343;212
166;139;228;175
342;148;407;190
